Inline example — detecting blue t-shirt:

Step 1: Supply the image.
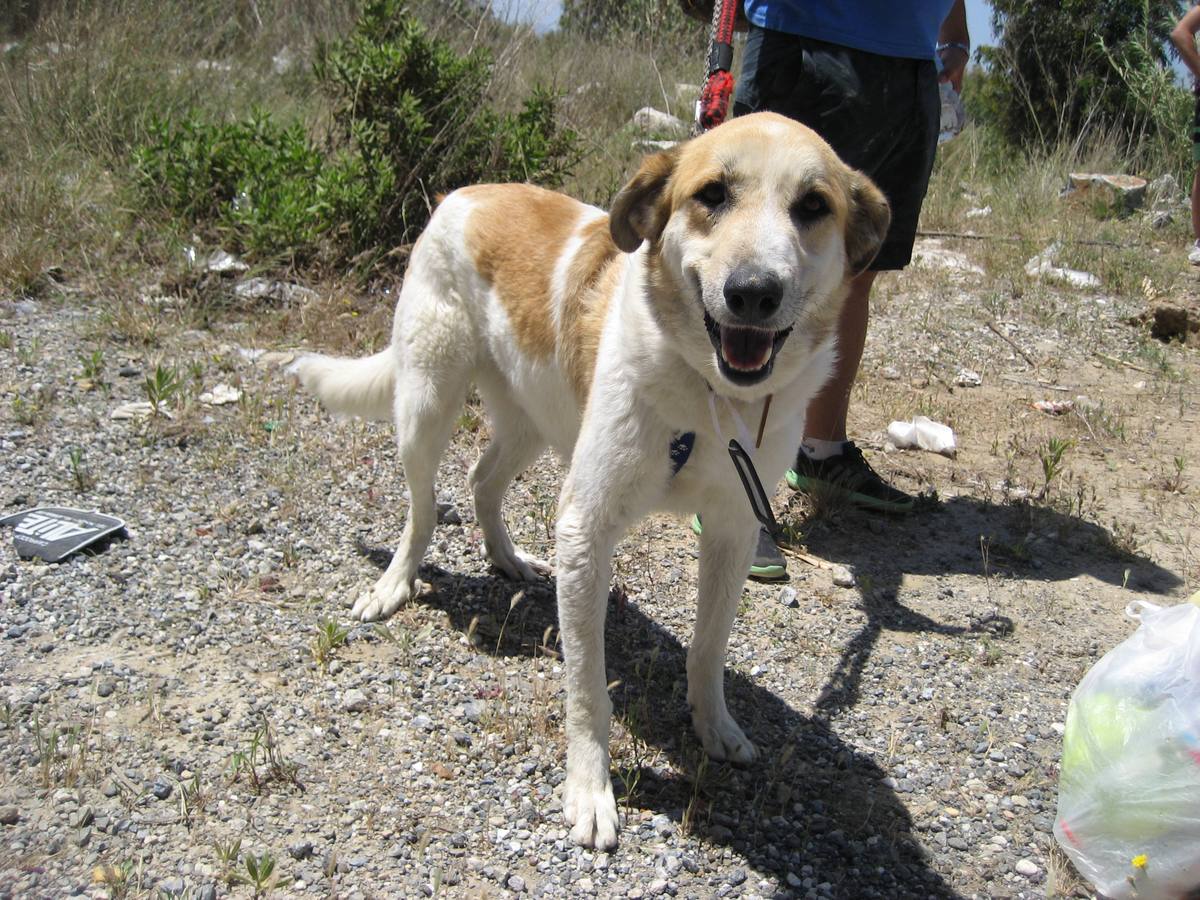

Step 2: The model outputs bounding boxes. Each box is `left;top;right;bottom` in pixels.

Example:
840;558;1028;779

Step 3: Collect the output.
743;1;956;60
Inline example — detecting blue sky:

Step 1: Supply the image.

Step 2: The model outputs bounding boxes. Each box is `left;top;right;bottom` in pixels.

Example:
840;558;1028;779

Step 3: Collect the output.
491;1;1000;47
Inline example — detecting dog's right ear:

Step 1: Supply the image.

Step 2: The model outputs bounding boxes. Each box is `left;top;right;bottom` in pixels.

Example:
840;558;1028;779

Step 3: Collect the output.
609;146;680;253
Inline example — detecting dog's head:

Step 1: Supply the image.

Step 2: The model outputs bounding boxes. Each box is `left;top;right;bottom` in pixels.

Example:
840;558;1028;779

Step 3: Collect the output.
609;112;890;397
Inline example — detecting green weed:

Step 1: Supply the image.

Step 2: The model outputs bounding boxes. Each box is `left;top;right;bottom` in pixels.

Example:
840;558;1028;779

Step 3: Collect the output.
310;617;350;672
1037;437;1074;500
241;851;277;897
227;714;302;794
143;364;181;415
67;447;93;492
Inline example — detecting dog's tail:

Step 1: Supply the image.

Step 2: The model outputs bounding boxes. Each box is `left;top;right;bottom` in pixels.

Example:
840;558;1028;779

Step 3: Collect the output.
290;348;396;421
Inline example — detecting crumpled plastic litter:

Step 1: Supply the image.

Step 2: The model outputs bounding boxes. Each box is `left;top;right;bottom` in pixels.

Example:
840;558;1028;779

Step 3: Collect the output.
886;416;956;456
198;384;242;406
1054;597;1200;900
938;83;965;144
1034;399;1074;416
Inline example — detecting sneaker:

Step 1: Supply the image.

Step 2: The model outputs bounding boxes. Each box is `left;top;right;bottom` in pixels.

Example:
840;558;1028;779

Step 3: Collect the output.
786;441;914;513
1189;242;1200;266
691;516;788;581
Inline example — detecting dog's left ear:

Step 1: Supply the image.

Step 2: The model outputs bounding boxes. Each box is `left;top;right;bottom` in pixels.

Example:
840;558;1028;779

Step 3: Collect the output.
610;146;681;253
844;171;891;277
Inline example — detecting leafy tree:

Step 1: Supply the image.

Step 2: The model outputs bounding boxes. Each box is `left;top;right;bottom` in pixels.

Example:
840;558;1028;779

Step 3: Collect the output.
977;0;1186;151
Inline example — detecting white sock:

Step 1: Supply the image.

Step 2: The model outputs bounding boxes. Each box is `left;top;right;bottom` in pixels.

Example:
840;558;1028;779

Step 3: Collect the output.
800;438;846;461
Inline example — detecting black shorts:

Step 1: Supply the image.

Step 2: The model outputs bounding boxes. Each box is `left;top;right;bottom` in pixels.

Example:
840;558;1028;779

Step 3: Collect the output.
733;26;940;271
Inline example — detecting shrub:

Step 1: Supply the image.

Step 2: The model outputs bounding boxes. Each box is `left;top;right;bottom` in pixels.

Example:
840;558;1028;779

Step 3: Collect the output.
313;0;579;257
134;112;326;259
132;0;578;268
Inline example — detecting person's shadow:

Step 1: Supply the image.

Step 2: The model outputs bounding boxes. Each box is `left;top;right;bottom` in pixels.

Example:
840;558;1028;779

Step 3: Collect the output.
788;493;1183;717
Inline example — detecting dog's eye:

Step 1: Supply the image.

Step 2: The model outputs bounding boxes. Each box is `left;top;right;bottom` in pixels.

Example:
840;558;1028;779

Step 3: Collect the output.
695;182;727;209
792;192;830;223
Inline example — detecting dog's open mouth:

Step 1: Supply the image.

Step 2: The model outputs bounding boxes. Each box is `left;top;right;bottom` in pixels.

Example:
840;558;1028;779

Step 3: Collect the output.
704;312;793;385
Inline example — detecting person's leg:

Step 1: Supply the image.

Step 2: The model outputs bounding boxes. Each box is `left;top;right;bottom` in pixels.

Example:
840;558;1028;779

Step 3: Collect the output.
1191;165;1200;241
801;270;876;443
1186;84;1200;245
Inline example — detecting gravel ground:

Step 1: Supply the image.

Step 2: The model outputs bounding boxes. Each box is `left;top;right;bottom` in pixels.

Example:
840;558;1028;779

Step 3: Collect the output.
0;242;1197;899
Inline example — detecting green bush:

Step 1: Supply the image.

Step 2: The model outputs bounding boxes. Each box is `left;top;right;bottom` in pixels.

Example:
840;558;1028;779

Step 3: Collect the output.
135;112;326;259
313;0;578;256
132;0;578;268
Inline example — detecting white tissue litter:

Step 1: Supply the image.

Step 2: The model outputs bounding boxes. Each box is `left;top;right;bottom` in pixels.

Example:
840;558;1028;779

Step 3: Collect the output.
887;416;957;457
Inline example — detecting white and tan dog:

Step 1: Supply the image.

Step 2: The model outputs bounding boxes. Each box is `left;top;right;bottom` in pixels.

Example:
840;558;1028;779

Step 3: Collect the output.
293;112;889;849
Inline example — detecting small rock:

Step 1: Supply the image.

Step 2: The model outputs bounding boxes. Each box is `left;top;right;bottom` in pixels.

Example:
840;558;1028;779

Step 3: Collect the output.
206;249;248;274
436;502;462;525
289;840;314;860
831;565;856;588
507;875;527;892
0;807;19;825
631;106;687;136
343;689;369;712
96;679;116;698
70;805;94;828
159;877;186;896
650;813;675;838
1015;858;1040;877
777;586;798;608
151;778;173;800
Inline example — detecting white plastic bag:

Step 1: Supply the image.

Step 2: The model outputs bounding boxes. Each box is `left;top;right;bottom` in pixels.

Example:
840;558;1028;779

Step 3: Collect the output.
1054;598;1200;900
886;415;956;456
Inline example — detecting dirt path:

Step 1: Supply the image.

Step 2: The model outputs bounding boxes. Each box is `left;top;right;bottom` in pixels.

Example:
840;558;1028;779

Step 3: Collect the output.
0;238;1196;898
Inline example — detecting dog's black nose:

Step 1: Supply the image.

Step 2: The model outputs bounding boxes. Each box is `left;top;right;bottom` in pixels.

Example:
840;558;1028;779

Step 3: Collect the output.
723;265;782;324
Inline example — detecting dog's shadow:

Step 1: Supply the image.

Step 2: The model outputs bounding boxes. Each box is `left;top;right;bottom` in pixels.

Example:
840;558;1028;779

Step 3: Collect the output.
358;544;959;897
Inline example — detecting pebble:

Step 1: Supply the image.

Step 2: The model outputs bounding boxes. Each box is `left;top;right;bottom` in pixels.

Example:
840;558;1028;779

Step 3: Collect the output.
0;807;19;825
343;689;369;712
777;586;798;607
831;565;856;588
1015;858;1040;877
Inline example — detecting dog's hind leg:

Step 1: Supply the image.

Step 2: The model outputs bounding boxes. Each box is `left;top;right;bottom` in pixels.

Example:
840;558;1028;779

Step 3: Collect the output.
352;362;469;622
687;510;760;764
469;383;551;580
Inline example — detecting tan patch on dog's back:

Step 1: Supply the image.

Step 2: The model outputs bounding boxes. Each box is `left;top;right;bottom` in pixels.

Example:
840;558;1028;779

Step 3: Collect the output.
559;217;620;401
464;185;584;361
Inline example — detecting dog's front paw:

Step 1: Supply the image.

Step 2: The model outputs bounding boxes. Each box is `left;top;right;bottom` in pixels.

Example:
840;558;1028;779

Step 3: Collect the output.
563;774;619;850
694;711;758;764
351;577;416;621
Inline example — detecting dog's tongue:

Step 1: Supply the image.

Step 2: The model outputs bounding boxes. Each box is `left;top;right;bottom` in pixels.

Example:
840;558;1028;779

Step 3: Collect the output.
720;326;774;371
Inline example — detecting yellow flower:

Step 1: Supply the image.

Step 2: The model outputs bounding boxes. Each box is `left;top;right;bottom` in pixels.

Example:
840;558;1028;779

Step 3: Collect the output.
1132;854;1148;870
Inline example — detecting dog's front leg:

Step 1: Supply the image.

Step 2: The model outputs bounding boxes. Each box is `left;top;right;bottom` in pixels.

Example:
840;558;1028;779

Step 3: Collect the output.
688;508;759;763
555;494;621;850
